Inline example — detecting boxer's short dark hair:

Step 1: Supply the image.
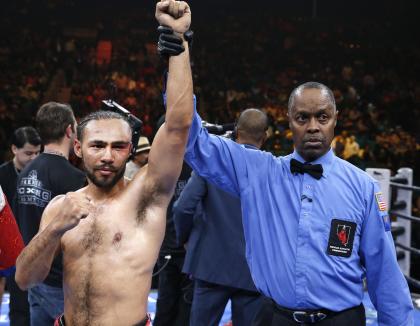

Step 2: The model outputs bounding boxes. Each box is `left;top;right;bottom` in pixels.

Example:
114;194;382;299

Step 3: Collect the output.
77;110;131;142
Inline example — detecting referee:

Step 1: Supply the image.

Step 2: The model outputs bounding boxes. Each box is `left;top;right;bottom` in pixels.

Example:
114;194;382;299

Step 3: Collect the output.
183;81;413;325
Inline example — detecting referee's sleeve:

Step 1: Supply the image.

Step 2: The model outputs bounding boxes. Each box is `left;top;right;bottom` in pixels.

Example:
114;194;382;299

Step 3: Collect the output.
360;181;413;326
185;110;248;197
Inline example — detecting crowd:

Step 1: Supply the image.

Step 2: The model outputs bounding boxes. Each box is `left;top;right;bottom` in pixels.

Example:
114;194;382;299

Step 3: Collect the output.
0;2;418;175
0;2;418;213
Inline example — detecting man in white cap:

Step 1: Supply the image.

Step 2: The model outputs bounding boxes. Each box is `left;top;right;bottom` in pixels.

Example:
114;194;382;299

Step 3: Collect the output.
125;136;151;179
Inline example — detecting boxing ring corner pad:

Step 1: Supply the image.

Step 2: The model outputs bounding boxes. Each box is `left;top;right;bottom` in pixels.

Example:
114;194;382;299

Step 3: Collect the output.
366;167;413;277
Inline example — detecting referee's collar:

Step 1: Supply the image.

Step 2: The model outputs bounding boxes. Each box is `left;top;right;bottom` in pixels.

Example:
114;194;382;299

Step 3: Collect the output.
291;148;335;178
242;143;258;150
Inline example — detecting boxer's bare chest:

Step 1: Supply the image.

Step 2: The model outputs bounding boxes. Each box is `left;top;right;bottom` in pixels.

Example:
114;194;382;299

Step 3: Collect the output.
62;202;143;258
61;202;150;325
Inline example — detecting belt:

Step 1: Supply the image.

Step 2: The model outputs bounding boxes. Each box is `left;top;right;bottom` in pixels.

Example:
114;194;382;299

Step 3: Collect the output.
54;314;150;326
272;301;360;324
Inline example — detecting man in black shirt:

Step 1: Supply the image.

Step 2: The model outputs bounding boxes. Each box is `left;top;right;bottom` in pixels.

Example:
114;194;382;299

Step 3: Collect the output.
0;126;41;326
14;102;85;325
0;127;41;204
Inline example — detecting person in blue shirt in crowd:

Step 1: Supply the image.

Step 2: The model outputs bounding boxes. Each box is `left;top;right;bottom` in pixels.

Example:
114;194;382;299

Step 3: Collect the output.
173;109;268;326
181;79;413;325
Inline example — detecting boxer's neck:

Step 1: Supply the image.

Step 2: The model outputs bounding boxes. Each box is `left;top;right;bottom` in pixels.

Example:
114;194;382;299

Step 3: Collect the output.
86;177;126;201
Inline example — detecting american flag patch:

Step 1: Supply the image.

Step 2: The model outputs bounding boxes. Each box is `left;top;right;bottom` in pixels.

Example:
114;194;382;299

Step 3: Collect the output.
375;192;387;211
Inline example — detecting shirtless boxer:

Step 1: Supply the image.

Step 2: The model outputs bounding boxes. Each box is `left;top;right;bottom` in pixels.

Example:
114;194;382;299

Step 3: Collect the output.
15;1;193;325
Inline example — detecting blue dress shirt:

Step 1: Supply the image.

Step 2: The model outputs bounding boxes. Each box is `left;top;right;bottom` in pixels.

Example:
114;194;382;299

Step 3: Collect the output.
184;109;413;326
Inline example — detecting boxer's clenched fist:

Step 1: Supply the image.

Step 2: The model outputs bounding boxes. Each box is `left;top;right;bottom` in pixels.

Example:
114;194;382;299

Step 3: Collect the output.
52;192;92;234
155;0;191;34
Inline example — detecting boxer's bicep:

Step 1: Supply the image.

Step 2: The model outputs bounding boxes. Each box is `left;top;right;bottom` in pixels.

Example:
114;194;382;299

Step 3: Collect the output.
38;195;65;232
36;196;65;257
15;196;65;289
147;124;188;197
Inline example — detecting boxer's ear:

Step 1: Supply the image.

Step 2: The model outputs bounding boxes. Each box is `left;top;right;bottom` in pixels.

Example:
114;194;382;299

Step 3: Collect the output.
74;139;82;158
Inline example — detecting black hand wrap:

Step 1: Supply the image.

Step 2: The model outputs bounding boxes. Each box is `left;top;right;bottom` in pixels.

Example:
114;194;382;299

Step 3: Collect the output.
157;25;194;57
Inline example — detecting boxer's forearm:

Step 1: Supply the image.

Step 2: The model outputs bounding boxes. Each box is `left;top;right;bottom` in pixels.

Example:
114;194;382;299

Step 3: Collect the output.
144;39;193;196
144;0;193;197
165;40;193;132
15;226;62;290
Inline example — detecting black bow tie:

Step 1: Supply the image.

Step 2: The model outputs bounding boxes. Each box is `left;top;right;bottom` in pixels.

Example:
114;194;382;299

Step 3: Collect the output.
290;158;323;180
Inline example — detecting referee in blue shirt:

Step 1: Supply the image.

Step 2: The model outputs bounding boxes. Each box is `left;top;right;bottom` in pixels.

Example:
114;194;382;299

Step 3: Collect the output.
181;81;413;325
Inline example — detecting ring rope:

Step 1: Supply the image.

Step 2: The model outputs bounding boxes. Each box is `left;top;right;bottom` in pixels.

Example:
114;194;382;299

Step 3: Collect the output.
390;182;420;192
395;243;420;256
390;211;420;223
404;274;420;289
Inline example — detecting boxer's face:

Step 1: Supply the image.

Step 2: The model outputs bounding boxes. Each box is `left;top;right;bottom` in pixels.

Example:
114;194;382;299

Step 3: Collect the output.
75;119;132;189
288;88;337;162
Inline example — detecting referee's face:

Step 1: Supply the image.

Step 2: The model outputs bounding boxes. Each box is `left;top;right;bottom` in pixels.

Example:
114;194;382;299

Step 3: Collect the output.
288;88;337;162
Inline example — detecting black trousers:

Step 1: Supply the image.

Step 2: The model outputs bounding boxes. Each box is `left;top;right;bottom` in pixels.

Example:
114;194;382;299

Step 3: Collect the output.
6;273;30;326
190;279;263;326
153;254;192;326
252;298;366;326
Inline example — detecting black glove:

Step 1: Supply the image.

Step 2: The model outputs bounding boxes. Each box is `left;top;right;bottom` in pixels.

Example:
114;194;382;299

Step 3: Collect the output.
157;25;194;57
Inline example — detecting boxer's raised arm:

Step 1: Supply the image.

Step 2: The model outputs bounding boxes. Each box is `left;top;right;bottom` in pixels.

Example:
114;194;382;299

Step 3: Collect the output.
144;1;193;200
